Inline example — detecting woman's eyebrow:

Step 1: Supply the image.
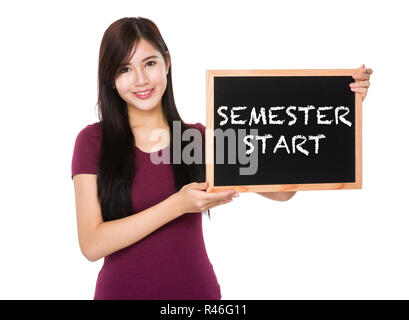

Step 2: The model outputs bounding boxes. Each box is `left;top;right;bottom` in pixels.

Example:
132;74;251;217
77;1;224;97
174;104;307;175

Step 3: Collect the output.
141;55;159;62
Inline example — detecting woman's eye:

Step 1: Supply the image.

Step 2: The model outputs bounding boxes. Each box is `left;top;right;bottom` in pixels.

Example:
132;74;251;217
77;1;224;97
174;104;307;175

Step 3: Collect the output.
146;61;156;67
120;67;131;73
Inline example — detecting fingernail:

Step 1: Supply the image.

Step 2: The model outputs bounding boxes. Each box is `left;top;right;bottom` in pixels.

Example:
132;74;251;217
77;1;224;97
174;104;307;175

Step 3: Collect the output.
232;193;239;197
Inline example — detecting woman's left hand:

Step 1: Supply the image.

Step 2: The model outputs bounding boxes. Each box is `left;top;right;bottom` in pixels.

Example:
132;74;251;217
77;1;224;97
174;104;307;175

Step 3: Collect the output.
350;64;373;101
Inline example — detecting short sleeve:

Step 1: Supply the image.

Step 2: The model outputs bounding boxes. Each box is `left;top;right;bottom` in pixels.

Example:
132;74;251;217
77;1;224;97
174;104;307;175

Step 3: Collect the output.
71;123;102;179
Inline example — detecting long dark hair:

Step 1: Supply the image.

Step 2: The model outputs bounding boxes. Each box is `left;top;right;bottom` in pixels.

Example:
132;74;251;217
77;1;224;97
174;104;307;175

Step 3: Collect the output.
96;17;208;222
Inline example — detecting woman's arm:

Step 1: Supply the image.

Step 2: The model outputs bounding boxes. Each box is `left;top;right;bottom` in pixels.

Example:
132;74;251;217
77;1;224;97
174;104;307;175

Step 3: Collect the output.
73;176;235;262
73;174;184;262
256;191;296;202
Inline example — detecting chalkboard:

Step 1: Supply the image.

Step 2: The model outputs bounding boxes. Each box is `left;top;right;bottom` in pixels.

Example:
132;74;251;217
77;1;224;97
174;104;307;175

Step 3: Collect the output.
205;69;362;193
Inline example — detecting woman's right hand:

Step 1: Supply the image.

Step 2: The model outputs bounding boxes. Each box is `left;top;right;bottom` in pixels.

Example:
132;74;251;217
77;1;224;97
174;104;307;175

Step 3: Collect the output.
174;181;239;214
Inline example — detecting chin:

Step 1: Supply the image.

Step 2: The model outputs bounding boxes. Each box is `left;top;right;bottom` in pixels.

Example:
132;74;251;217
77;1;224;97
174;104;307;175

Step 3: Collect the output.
128;101;161;112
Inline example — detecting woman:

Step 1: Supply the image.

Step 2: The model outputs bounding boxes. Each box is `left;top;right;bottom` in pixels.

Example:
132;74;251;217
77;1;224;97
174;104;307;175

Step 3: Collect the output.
71;17;372;300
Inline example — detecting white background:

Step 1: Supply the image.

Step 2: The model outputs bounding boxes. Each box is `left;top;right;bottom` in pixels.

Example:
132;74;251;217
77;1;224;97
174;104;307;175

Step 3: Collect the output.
0;0;408;299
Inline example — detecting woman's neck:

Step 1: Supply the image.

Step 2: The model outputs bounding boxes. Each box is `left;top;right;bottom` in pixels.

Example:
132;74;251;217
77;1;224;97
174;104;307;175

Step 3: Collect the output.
127;103;168;130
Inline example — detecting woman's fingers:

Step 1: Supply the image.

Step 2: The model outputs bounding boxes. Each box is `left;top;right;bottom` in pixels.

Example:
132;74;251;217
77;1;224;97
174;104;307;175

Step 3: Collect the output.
359;63;373;75
351;87;368;94
353;73;371;80
207;198;234;210
202;189;238;210
353;64;373;81
350;65;372;101
350;80;370;88
360;64;373;75
204;189;237;201
189;182;207;190
192;184;239;211
350;80;370;95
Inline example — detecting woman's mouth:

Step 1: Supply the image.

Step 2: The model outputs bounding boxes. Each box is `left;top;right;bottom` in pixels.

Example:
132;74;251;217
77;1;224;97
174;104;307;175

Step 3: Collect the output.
134;88;154;99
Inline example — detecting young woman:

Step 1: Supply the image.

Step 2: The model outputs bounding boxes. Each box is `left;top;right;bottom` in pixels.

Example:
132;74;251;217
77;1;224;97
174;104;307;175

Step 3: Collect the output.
71;17;372;300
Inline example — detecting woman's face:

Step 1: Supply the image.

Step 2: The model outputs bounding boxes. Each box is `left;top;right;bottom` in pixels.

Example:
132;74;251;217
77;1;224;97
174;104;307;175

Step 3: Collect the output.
114;38;170;113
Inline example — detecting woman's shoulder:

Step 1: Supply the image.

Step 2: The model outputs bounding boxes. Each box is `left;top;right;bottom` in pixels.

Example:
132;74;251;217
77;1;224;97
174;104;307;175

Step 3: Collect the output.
71;122;102;179
73;121;102;155
79;121;102;135
187;121;206;134
75;121;102;143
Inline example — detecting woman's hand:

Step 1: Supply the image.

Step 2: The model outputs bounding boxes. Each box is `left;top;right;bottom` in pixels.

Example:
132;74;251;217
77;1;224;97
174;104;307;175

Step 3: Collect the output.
174;182;238;214
350;64;373;101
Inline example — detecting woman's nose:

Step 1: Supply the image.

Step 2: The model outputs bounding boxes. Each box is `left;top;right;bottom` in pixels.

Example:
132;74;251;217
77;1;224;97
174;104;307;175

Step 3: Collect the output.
134;68;149;86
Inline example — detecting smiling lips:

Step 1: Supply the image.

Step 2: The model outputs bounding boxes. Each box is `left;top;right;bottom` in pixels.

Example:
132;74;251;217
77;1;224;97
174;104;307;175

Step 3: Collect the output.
134;88;154;99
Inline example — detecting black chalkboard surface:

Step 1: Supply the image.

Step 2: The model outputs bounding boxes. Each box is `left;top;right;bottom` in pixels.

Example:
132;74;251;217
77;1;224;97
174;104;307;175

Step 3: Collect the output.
205;69;362;193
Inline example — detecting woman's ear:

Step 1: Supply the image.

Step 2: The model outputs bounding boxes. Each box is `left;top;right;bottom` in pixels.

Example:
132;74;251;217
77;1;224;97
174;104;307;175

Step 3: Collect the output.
166;51;171;75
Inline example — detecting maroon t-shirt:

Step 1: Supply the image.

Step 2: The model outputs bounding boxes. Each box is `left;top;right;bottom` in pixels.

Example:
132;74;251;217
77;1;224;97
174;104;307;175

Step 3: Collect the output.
71;122;221;300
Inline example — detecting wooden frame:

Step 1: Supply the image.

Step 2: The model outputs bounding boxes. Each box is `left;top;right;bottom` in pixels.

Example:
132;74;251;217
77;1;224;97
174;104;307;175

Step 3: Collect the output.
205;69;362;193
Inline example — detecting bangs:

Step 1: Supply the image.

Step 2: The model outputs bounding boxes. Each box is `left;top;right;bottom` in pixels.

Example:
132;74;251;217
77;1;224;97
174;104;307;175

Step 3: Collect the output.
118;40;139;68
114;39;140;76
